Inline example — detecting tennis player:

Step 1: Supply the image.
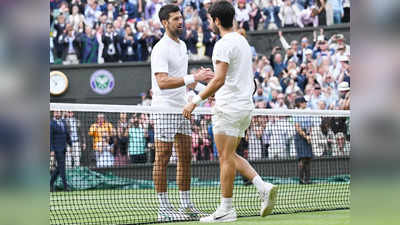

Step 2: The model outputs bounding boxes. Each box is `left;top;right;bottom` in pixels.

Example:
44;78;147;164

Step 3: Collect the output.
182;1;278;222
151;4;214;222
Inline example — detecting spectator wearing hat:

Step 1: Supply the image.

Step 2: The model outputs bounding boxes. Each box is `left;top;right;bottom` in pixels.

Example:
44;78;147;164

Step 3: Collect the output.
336;55;350;84
294;96;313;184
336;81;350;110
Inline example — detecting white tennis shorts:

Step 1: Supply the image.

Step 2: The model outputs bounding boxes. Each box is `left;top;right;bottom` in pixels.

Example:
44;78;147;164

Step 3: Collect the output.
212;109;252;138
153;113;191;142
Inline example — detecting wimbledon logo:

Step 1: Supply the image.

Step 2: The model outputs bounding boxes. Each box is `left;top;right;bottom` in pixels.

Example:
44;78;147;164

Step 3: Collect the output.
90;69;115;95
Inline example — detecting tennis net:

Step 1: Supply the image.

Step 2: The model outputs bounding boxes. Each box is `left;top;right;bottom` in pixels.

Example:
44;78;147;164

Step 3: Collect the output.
49;103;350;225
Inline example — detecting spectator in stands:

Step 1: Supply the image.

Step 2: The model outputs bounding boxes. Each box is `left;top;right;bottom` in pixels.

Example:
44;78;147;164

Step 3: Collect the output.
102;1;119;21
337;55;350;84
297;6;319;28
135;21;150;61
285;90;297;109
119;0;138;20
88;113;114;165
262;0;281;30
248;116;264;160
120;25;138;61
146;119;155;163
50;110;71;192
308;84;326;109
53;14;67;61
64;111;86;168
332;132;350;156
199;0;211;23
294;96;313;184
61;24;81;65
184;20;198;55
70;0;85;14
128;116;147;163
279;0;297;28
68;4;85;31
202;20;217;58
96;137;115;167
342;0;350;23
113;136;130;166
269;46;286;77
85;0;102;28
337;81;350;110
272;93;288;109
81;23;99;63
249;2;263;31
191;122;201;161
328;0;343;24
116;112;129;161
102;23;121;62
235;0;251;31
145;0;163;21
265;116;293;159
253;87;269;108
316;0;327;26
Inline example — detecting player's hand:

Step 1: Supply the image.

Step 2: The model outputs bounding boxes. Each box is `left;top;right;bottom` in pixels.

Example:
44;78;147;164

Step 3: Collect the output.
194;68;214;83
278;30;283;37
183;103;197;119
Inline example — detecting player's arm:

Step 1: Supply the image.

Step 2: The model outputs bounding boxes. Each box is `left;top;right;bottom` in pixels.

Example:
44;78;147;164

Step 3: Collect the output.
182;61;228;119
197;60;228;100
155;70;214;90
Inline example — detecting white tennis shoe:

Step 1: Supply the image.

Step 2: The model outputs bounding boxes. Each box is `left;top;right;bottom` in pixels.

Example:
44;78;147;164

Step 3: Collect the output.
157;207;189;222
260;183;278;217
200;206;237;223
179;204;207;219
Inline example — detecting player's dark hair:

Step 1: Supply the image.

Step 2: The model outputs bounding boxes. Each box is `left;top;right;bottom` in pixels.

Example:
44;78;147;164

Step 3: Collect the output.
208;0;235;28
159;4;181;22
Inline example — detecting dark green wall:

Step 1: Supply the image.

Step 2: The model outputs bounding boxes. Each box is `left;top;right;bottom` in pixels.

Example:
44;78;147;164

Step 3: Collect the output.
50;24;350;105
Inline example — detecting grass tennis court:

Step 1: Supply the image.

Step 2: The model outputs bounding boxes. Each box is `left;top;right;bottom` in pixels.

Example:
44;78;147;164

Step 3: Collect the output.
49;183;349;225
152;209;350;225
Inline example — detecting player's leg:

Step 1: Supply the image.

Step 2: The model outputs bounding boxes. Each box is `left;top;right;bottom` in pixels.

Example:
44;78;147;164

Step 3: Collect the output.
153;140;173;193
174;116;205;218
174;133;191;192
200;134;239;223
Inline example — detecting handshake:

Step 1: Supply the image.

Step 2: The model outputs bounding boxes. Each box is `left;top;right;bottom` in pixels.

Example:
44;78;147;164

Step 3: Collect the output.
183;67;215;119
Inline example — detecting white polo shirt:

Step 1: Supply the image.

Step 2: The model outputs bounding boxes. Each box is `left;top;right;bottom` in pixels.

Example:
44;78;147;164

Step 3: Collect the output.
151;34;189;108
212;32;255;113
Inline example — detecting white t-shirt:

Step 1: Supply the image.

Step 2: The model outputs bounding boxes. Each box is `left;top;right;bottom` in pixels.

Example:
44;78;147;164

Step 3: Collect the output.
151;35;189;108
212;32;255;113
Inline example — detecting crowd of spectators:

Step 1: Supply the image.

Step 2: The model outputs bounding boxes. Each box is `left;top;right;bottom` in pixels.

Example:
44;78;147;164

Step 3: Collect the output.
50;0;350;64
57;108;349;168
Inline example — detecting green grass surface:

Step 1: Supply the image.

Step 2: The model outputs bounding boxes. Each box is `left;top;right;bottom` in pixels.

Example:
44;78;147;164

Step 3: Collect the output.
50;183;349;225
152;209;350;225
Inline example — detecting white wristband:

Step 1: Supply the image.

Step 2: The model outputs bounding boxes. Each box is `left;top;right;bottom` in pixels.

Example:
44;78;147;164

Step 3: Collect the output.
194;83;206;92
192;95;203;105
184;75;195;86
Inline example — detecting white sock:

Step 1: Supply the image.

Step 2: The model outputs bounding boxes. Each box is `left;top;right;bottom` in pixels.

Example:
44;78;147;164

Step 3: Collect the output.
220;197;233;210
179;190;191;208
252;175;272;193
158;192;172;209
